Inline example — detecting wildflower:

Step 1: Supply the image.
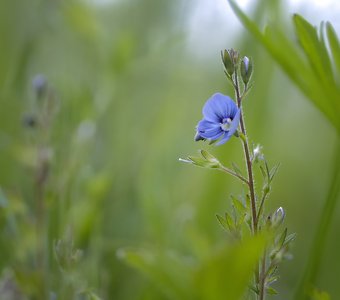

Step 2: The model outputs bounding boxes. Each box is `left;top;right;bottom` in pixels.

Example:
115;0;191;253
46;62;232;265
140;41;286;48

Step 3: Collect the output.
240;56;253;84
195;93;240;145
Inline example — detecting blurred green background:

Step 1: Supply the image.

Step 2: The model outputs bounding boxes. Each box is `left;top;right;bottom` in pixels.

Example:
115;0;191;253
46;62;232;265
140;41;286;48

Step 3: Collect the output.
0;0;339;299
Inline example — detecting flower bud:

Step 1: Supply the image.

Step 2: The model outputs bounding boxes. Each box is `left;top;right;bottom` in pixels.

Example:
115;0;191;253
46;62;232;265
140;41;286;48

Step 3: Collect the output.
240;56;253;84
271;207;285;228
252;144;264;162
221;49;239;76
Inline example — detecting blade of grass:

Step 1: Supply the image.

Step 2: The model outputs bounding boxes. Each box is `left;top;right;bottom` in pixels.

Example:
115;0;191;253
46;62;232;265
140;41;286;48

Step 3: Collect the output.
294;138;340;299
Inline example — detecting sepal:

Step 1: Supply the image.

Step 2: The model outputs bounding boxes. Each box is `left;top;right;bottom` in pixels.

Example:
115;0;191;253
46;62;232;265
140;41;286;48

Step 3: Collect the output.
179;150;221;169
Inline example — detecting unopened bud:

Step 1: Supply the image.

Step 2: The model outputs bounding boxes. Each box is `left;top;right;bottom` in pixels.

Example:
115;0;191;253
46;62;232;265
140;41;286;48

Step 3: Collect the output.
240;56;253;84
32;74;47;99
221;48;239;76
271;207;285;227
252;144;264;162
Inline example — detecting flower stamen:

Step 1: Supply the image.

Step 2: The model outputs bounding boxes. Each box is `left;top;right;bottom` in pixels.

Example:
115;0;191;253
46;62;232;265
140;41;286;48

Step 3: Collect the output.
221;117;232;131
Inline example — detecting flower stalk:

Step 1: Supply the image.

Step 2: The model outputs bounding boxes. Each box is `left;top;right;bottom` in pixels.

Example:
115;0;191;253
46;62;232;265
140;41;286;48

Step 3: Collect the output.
233;71;258;234
182;49;294;300
233;62;267;300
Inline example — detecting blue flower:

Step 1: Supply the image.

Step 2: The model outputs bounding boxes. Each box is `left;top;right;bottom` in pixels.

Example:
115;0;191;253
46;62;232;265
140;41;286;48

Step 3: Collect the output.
195;93;240;145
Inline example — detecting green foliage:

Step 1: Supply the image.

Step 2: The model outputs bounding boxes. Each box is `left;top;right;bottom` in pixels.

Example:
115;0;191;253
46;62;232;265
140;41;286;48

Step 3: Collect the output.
227;0;340;133
0;0;339;298
226;0;340;298
118;234;267;300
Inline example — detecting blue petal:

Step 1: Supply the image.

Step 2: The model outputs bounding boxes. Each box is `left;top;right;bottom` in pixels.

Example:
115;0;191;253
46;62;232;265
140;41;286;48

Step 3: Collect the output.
226;108;241;138
202;93;237;122
216;132;231;145
197;119;223;140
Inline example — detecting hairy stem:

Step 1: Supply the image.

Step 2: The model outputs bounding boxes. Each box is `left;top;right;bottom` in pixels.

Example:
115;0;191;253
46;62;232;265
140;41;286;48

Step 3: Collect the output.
234;73;257;234
234;72;264;299
219;165;249;185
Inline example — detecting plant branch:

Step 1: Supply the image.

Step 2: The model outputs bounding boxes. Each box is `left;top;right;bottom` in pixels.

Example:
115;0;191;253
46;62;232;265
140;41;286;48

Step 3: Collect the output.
219;165;249;185
257;189;269;222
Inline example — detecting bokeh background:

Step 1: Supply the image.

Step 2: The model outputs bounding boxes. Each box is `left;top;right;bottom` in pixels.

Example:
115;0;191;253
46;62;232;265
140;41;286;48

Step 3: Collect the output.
1;0;340;299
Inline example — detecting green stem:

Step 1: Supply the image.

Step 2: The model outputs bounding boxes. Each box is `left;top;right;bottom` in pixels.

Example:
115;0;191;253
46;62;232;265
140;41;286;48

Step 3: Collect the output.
259;250;267;300
294;138;340;299
257;190;269;222
234;72;263;299
219;165;249;185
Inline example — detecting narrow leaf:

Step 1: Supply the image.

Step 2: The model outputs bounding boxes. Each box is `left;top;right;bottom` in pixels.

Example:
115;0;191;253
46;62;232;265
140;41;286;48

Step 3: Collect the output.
269;163;281;182
232;162;244;177
278;228;288;249
267;286;279;295
283;232;297;247
231;195;246;215
216;214;231;231
326;21;340;75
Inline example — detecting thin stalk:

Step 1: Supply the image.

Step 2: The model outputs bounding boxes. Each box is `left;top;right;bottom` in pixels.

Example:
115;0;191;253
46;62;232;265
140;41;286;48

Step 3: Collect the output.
219;165;249;185
234;72;263;299
259;251;267;300
294;138;340;300
234;72;258;234
257;190;269;222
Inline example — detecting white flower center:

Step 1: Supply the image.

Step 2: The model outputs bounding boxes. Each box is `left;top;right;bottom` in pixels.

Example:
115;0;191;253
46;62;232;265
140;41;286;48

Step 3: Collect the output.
221;117;232;131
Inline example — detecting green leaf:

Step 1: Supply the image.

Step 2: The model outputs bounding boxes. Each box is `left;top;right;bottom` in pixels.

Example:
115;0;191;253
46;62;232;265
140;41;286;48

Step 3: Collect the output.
283;232;297;247
269;163;281;182
267;275;279;285
231;195;246;215
267;286;279;295
259;165;267;180
293;14;333;83
200;149;217;162
216;214;232;231
226;0;340;133
195;235;267;300
311;289;331;300
187;155;219;169
117;248;194;300
326;21;340;75
225;211;234;229
278;228;288;249
231;162;244;178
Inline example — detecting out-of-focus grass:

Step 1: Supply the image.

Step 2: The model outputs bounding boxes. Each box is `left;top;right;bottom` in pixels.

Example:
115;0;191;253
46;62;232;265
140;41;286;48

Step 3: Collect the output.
0;0;339;299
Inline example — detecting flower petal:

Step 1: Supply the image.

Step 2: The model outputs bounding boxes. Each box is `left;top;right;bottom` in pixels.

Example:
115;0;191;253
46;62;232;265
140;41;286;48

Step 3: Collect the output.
216;132;231;145
197;119;223;140
226;108;241;138
202;93;237;122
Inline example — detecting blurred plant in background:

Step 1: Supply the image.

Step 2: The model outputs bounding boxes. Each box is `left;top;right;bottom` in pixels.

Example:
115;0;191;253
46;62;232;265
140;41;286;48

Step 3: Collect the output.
0;0;339;299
